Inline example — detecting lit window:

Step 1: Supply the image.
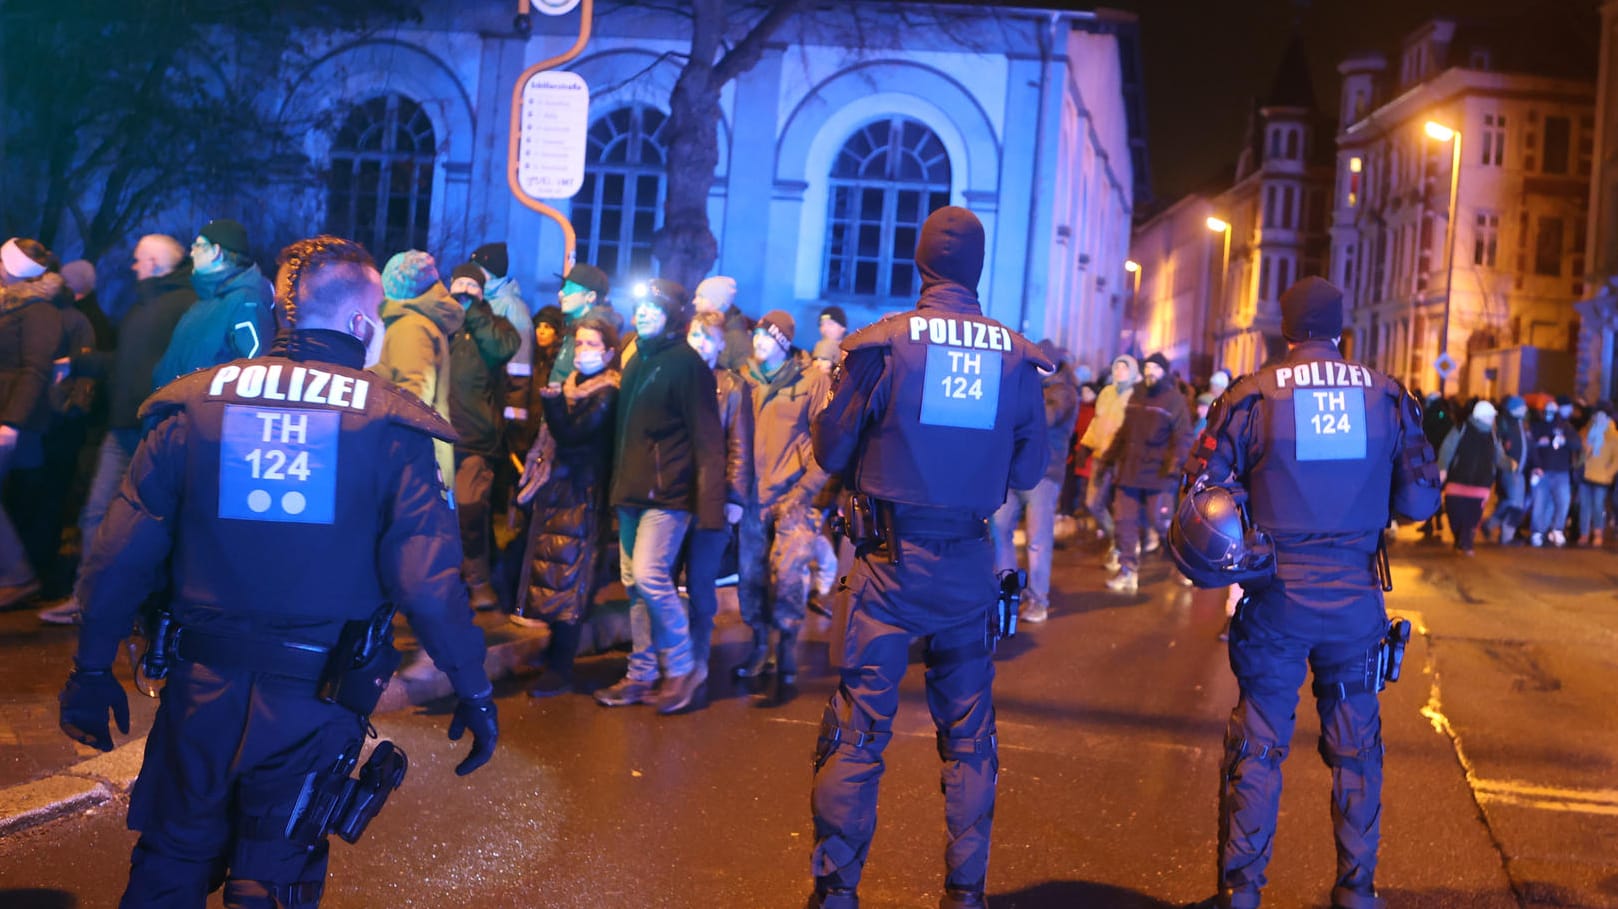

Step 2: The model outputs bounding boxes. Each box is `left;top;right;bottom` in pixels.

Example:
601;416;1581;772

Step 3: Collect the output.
823;117;952;299
573;105;669;284
325;95;436;259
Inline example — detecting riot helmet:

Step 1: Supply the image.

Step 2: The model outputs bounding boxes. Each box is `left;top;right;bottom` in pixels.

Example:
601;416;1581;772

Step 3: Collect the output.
1168;482;1275;589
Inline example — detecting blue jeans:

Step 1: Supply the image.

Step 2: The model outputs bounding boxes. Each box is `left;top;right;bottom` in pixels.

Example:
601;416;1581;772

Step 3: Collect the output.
685;526;731;672
620;507;695;682
1484;470;1526;533
1530;472;1572;536
1085;461;1117;537
0;442;33;587
992;476;1059;606
77;428;142;580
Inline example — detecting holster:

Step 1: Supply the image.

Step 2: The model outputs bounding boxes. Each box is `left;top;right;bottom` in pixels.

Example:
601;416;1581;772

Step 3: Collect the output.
317;604;401;717
840;492;894;563
285;740;409;847
992;569;1024;648
1377;617;1413;690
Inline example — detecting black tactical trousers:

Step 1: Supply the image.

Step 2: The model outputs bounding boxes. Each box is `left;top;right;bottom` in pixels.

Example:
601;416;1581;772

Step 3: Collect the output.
121;661;365;908
810;532;998;895
1220;591;1386;909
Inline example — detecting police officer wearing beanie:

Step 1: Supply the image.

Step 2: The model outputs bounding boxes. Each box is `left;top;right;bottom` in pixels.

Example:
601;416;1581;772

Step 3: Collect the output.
808;206;1050;909
59;235;497;908
1177;276;1439;909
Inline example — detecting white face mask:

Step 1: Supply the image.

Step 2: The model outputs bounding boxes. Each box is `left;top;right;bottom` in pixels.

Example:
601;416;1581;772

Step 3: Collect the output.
351;310;384;367
575;349;607;376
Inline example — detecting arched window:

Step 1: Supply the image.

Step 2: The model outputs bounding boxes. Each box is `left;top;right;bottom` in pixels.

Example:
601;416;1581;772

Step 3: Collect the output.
574;105;667;283
325;95;436;259
824;117;952;299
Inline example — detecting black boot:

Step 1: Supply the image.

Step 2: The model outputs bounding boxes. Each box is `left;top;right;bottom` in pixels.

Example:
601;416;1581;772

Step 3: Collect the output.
732;624;775;679
777;629;799;687
528;621;580;698
807;885;858;909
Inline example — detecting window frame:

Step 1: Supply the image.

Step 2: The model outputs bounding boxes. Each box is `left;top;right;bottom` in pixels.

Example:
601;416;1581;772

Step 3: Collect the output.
324;94;437;260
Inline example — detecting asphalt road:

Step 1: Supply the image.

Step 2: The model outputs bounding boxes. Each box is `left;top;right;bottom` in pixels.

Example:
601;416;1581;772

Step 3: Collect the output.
1;528;1615;908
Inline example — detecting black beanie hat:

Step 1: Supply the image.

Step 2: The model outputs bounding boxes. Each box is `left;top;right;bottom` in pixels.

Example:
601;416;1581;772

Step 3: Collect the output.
449;262;485;290
1144;352;1171;373
819;305;848;329
1280;276;1344;342
198;219;249;255
535;305;566;332
644;277;692;335
916;206;985;292
471;242;509;278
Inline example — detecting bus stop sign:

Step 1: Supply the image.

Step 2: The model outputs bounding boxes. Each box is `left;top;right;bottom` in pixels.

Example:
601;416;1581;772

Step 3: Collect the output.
516;70;589;200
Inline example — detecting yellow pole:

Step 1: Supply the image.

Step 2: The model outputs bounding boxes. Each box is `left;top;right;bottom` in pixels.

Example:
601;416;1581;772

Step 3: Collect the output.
506;0;594;274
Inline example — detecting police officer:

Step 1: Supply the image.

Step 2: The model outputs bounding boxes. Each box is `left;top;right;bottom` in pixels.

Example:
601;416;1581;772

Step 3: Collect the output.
1175;277;1440;909
808;206;1050;909
58;236;499;908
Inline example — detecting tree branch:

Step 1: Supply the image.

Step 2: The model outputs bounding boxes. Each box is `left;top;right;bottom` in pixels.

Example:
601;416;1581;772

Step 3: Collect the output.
713;0;811;84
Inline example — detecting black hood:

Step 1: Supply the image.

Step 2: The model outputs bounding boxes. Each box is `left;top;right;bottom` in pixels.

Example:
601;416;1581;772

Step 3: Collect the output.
916;206;985;293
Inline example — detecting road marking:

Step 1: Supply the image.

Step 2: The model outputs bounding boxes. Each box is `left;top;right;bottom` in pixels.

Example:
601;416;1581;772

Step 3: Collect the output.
1470;779;1618;815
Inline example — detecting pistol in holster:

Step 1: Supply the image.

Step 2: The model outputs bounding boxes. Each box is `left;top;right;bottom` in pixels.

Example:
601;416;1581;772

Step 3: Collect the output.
317;604;401;717
1375;617;1412;691
285;739;409;847
130;598;176;697
840;492;896;563
989;569;1025;650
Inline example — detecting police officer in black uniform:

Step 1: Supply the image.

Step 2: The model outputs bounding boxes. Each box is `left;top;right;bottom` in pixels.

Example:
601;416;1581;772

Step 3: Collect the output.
1174;277;1440;909
58;236;499;908
807;206;1050;909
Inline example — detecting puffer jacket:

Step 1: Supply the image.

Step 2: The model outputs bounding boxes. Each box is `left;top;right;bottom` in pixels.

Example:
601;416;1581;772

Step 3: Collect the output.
151;262;274;388
517;369;619;624
375;282;466;486
0;271;65;435
1581;417;1618;486
1103;376;1191;492
447;297;520;456
1080;381;1133;455
741;351;830;508
716;367;755;507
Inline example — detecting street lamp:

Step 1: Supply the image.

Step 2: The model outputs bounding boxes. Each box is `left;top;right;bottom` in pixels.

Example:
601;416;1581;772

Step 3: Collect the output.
1206;216;1232;369
1124;259;1142;354
1425;119;1462;395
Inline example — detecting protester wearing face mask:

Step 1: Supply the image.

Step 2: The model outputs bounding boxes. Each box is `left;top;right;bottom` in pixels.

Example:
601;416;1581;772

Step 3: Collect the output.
731;310;831;703
1482;395;1532;544
683;311;754;681
595;279;725;715
1527;396;1581;547
511;316;622;696
1437;400;1510;555
443;263;521;610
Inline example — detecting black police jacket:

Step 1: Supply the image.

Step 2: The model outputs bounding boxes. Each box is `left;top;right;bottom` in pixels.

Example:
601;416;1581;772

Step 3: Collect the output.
1186;339;1439;544
74;329;491;699
812;282;1050;515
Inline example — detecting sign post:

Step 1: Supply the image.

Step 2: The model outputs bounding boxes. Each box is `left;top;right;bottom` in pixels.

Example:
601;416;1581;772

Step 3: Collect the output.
507;0;594;273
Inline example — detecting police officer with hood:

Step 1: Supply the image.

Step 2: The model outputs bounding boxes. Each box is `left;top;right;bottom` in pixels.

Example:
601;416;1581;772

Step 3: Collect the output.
808;206;1050;909
58;235;498;907
1173;277;1439;909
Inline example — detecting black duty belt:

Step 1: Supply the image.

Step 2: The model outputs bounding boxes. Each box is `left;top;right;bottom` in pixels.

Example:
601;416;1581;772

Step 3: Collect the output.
878;501;989;540
171;627;332;681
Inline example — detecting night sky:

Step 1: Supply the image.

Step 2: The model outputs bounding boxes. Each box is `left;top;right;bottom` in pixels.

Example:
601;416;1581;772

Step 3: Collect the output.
1078;0;1600;205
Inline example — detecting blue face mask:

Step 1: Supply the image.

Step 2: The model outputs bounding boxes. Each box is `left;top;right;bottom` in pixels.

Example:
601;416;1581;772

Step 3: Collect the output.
575;349;607;376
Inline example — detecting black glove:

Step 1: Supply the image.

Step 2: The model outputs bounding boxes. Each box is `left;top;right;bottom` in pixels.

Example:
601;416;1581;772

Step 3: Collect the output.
60;665;130;752
447;694;498;776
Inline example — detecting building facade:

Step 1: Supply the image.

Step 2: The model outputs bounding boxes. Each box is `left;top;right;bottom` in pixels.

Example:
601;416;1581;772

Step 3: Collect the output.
1330;19;1594;398
77;2;1144;365
1576;1;1618;402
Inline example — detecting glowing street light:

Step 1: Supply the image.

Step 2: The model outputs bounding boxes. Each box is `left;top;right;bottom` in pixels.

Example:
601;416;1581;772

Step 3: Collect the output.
1424;120;1457;142
1124;260;1143;353
1424;119;1463;394
1124;259;1140;273
1205;216;1230;234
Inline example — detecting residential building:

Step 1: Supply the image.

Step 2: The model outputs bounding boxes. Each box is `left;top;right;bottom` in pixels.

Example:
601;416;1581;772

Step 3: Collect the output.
1576;1;1618;401
1331;17;1594;398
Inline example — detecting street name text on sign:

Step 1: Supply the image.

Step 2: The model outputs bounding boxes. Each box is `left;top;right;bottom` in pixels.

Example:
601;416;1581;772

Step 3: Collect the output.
517;70;590;200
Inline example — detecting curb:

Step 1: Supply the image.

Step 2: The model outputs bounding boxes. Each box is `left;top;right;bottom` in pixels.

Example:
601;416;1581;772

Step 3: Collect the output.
0;608;626;839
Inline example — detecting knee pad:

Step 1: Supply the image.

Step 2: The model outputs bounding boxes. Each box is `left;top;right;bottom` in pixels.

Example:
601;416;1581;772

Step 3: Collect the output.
936;729;997;765
1223;730;1286;776
1317;735;1384;775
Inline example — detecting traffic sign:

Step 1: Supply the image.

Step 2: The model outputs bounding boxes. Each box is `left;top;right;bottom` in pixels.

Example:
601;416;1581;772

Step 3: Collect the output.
516;70;590;199
534;0;583;14
1434;351;1458;379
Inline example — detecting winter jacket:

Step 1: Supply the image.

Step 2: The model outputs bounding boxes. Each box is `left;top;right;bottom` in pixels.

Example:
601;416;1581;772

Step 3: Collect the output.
49;291;96;419
151;262;274;388
71;269;194;430
1041;367;1080;484
1527;415;1581;474
1072;401;1096;479
549;303;623;385
718;305;754;371
1439;420;1507;490
715;367;755;507
610;332;726;529
1103;377;1192;492
1581;419;1618;486
517;369;619;625
483;276;533;379
448;298;520;457
1422;397;1454;451
0;272;65;435
375;282;466;486
742;352;831;509
1080;381;1133;455
1495;412;1530;475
